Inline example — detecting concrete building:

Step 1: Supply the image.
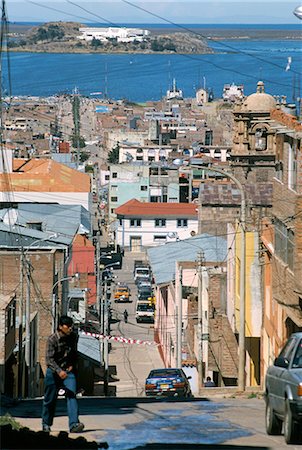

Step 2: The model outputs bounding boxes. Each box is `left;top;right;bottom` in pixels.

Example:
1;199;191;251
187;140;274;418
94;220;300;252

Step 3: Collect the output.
78;27;150;43
118;144;174;164
147;234;239;387
108;163;180;219
0;152;91;211
115;199;198;251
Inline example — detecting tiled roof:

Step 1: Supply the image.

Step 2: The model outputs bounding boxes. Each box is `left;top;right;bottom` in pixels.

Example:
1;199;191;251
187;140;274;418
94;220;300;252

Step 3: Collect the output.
115;199;198;218
199;183;273;206
0;158;90;192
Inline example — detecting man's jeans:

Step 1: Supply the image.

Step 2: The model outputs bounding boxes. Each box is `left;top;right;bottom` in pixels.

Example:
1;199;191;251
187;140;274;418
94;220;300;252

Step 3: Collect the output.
42;368;79;430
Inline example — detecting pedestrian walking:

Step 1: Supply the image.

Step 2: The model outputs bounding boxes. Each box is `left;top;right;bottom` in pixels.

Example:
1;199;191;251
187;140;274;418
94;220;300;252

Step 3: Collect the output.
204;376;216;387
41;315;84;434
123;309;128;323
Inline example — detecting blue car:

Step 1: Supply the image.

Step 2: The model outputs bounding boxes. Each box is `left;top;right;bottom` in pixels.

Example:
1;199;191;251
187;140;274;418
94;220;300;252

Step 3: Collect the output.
145;368;193;398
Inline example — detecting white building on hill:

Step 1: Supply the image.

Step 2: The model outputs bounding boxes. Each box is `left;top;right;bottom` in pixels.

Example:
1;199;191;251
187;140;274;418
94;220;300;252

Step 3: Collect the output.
78;27;150;43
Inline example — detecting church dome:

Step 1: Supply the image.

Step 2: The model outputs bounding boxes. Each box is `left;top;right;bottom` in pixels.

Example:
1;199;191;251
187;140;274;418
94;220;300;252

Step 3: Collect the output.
242;81;276;111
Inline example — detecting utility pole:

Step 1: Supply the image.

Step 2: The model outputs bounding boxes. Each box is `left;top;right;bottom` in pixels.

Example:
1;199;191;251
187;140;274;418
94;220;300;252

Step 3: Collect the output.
18;253;24;397
197;250;204;391
25;258;31;398
103;276;109;396
96;234;101;317
176;263;182;368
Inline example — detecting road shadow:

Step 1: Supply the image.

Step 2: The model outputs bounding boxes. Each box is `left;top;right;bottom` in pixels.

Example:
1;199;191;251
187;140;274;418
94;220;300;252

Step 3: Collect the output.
1;396;209;419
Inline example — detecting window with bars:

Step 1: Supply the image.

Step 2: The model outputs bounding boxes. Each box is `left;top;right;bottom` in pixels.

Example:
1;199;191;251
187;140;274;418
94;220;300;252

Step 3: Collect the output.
288;142;298;191
275;218;294;271
177;219;188;227
130;219;141;227
155;219;166;227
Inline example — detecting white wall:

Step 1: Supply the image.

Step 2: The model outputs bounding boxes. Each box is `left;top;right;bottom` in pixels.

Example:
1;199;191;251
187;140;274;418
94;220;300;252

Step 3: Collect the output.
0;192;90;211
117;218;198;249
119;146;173;163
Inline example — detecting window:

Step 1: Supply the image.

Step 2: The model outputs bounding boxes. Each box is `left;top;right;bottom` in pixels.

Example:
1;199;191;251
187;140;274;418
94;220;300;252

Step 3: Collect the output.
105;175;110;180
119;219;122;226
112;172;117;178
111;185;118;192
155;219;166;227
275;218;294;270
153;235;167;243
255;128;267;151
111;196;118;202
130;219;141;227
111;208;115;214
177;219;188;227
136;156;143;161
148;156;155;162
288;143;297;191
140;186;148;191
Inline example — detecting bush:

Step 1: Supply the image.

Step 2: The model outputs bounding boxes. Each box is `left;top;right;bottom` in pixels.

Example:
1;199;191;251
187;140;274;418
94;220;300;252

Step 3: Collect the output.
0;414;22;430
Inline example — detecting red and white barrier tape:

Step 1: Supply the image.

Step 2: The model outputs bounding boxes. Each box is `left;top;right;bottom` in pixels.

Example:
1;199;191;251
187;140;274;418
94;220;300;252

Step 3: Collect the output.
80;330;158;346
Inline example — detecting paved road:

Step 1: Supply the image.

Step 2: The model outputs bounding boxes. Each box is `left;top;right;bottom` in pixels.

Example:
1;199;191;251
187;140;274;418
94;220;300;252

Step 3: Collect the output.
2;396;302;449
107;251;164;397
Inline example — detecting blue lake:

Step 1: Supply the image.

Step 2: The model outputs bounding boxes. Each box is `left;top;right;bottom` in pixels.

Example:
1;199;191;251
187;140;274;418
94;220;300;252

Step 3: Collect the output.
2;37;302;101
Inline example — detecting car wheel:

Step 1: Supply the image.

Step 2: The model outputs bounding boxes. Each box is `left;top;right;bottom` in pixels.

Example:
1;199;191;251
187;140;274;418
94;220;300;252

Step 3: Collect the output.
265;399;282;435
284;400;298;444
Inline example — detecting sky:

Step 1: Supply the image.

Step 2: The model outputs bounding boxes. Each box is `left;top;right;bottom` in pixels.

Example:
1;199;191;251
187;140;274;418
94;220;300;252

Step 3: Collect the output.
6;1;302;24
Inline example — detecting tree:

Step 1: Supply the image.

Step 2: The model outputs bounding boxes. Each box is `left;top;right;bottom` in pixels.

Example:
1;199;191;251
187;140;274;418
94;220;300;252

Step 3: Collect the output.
108;144;119;163
91;38;102;49
151;39;164;52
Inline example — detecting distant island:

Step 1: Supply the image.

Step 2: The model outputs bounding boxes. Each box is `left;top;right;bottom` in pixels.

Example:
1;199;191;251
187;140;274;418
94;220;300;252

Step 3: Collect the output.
7;22;214;55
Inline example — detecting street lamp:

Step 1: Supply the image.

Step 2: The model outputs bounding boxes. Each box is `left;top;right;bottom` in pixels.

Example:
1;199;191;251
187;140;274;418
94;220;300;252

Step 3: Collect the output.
52;273;79;333
173;158;246;391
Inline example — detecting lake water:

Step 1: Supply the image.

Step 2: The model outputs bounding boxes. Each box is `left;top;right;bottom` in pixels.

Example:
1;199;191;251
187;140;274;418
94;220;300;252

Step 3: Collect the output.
2;26;302;102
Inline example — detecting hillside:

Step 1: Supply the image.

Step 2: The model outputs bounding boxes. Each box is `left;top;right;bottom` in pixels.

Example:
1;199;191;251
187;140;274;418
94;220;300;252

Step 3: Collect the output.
8;21;213;54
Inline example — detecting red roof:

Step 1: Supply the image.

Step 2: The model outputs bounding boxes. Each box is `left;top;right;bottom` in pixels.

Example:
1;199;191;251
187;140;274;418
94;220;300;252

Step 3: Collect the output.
115;199;198;218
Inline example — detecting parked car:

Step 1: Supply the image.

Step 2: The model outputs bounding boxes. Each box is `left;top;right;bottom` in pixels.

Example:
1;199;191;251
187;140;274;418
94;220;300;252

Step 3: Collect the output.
265;332;302;444
138;287;153;301
145;368;193;398
137;280;152;290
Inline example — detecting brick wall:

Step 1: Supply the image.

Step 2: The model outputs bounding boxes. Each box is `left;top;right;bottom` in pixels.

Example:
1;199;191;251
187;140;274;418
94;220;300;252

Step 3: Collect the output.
0;250;65;375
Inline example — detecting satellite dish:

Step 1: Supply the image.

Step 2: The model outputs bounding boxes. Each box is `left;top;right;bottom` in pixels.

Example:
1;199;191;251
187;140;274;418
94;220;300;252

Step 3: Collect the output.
3;209;18;226
293;5;302;19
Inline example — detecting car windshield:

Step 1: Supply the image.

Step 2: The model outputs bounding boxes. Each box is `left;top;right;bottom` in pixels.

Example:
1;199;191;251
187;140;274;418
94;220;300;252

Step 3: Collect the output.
137;304;154;312
292;338;302;368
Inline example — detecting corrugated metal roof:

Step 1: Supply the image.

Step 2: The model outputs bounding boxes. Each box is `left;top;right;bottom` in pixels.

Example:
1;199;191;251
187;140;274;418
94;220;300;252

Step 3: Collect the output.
0;222;71;248
147;234;227;285
78;333;100;363
0;204;91;238
147;233;227;284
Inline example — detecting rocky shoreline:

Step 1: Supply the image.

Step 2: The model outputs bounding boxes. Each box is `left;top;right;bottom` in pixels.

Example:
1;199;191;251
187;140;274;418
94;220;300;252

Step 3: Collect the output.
7;22;301;55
